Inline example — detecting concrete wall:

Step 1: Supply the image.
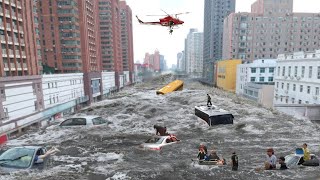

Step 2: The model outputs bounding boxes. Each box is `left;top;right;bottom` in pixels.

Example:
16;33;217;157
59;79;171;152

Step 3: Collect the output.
259;85;274;108
275;104;320;120
123;71;130;85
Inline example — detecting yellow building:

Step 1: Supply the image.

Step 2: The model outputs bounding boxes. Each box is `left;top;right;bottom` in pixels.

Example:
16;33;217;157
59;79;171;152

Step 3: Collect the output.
216;59;242;93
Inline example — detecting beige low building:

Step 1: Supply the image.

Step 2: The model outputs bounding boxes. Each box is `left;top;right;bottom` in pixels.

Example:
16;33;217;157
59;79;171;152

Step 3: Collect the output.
243;82;275;108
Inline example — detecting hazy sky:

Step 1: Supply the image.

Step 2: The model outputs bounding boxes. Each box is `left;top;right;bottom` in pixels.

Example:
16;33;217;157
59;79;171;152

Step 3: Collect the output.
125;0;320;67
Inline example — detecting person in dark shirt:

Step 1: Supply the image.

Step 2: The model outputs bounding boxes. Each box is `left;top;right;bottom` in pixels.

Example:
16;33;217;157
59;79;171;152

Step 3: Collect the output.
197;148;206;160
231;152;239;171
207;94;212;107
153;125;168;136
208;150;220;161
278;156;288;170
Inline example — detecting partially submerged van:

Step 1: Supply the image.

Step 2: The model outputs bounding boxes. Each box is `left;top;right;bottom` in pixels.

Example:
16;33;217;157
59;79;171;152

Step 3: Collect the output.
195;105;234;126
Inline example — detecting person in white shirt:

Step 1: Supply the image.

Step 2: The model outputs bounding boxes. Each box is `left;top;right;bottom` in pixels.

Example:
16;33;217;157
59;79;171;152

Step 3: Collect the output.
264;148;277;170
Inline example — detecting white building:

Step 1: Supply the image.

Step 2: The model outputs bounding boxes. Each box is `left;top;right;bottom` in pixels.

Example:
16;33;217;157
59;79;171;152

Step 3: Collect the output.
274;50;320;105
236;59;276;94
176;52;184;71
42;74;85;109
185;29;203;78
102;72;116;97
1;76;43;134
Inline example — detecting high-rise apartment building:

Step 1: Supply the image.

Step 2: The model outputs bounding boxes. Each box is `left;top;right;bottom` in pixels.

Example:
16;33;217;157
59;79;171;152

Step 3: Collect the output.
120;0;134;84
0;0;41;77
176;51;184;71
98;0;122;86
144;50;160;72
223;0;320;61
38;0;81;73
38;0;102;103
203;0;236;85
185;28;203;78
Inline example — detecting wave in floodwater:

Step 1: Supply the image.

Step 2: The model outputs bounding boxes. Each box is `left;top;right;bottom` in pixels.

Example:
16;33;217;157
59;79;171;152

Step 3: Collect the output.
2;81;320;180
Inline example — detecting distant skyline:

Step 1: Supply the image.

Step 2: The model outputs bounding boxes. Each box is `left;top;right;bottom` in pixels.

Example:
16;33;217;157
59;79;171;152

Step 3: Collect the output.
125;0;320;67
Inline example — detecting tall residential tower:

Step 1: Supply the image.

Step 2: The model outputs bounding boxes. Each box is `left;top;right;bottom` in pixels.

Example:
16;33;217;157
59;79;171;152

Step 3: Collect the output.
202;0;236;85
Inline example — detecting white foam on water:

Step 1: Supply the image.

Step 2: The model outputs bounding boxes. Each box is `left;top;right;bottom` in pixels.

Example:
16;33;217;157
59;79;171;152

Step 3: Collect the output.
106;172;131;180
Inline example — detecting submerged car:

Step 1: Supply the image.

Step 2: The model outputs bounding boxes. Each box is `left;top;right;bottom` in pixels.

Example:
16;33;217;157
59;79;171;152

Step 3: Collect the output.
0;146;47;172
140;135;180;151
59;115;110;127
285;153;319;167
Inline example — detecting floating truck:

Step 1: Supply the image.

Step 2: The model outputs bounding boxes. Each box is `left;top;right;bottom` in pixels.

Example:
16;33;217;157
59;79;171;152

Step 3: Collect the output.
156;80;183;95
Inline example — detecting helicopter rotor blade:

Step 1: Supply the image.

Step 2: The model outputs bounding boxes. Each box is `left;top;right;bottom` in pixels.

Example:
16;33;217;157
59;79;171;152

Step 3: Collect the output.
161;9;170;16
175;12;191;16
146;15;167;17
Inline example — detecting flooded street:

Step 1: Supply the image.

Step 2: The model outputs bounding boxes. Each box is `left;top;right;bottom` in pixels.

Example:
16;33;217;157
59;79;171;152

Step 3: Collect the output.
2;75;320;180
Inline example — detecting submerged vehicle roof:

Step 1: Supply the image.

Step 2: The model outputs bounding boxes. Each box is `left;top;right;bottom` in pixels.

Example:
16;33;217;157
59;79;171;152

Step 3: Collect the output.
195;105;233;117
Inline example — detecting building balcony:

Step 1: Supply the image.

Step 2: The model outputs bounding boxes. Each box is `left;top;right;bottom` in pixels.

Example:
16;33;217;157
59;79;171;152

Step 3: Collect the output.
17;1;22;9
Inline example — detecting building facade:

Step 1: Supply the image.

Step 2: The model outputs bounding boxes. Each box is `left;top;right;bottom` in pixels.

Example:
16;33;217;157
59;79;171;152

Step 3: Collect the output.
42;73;85;109
274;50;320;105
216;59;242;92
176;51;184;71
236;59;276;94
120;1;134;84
185;29;203;78
242;82;274;108
143;50;161;72
223;0;320;61
38;0;102;103
38;0;82;73
1;0;41;77
203;0;236;85
99;0;122;89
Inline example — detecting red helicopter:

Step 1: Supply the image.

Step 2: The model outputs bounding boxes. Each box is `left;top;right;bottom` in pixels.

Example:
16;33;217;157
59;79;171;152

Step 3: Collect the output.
136;10;190;34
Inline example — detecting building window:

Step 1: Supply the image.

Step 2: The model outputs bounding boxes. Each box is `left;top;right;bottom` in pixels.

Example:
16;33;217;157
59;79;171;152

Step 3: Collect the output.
250;77;255;82
288;66;291;76
309;66;312;78
278;67;280;76
269;68;274;73
307;86;310;94
0;89;5;100
318;66;320;79
316;87;319;95
287;83;289;90
281;83;284;89
260;68;265;73
251;68;256;73
285;98;288;104
268;77;273;82
276;82;279;88
282;67;285;76
298;100;302;104
293;84;296;91
48;83;50;89
259;77;265;82
49;96;52;104
301;66;305;78
300;85;303;92
34;101;38;111
294;66;298;77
